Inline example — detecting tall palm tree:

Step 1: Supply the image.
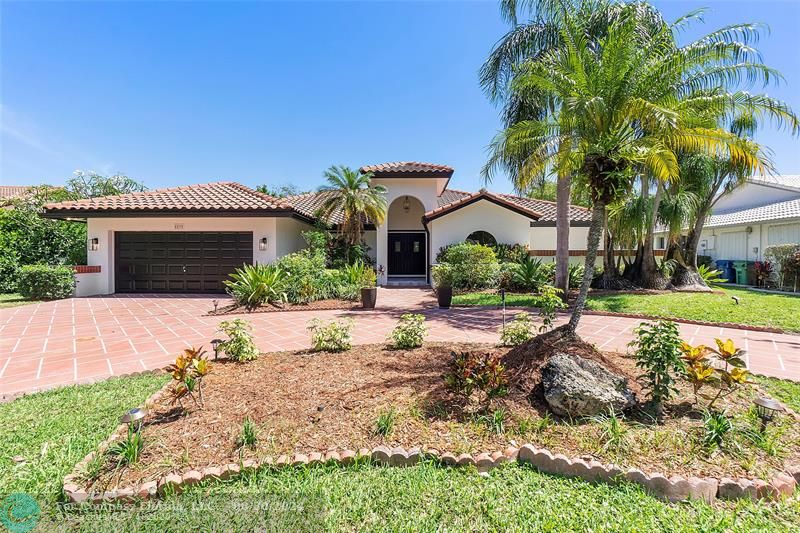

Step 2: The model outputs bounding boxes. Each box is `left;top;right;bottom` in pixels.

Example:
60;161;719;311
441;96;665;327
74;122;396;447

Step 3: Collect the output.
315;165;388;263
481;0;667;299
485;4;796;333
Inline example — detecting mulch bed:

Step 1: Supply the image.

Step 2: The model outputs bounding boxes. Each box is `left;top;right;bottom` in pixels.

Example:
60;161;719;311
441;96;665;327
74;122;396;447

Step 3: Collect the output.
87;338;799;491
209;299;362;316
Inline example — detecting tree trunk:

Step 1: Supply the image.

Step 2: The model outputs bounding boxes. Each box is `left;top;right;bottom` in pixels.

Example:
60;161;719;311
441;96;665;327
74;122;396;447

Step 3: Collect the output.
568;200;606;332
627;184;668;289
555;172;572;301
598;212;633;289
670;209;711;291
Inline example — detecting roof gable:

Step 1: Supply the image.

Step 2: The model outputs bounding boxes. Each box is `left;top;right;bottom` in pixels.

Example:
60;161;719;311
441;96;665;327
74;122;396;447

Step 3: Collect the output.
424;189;543;222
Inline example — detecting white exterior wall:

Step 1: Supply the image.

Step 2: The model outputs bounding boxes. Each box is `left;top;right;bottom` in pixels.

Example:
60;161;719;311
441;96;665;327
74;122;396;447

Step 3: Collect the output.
84;217;281;295
74;272;105;297
275;217;314;257
428;200;532;262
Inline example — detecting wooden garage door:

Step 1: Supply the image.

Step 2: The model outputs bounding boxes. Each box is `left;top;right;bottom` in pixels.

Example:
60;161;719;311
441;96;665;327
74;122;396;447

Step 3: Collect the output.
115;232;253;293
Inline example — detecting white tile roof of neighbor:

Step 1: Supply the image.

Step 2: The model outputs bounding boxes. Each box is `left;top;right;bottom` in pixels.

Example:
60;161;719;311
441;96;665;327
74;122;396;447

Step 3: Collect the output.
706;197;800;228
748;175;800;193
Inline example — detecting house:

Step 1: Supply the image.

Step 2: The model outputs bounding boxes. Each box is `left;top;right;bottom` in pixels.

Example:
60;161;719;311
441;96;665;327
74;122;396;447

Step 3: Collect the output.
42;162;592;296
654;175;800;263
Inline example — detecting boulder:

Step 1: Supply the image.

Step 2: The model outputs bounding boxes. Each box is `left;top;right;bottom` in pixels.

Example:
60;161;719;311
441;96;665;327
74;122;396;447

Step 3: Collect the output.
541;353;636;417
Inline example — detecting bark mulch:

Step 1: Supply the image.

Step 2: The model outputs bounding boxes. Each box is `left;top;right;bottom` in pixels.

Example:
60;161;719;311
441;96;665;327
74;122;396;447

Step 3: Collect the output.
209;299;362;316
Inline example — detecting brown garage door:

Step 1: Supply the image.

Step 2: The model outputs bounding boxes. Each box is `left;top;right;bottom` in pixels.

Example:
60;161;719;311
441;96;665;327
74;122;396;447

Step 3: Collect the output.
114;232;253;293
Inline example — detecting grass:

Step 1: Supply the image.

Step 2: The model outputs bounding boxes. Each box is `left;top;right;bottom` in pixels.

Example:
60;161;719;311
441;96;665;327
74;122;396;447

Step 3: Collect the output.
1;373;798;531
756;376;800;412
453;287;800;333
0;292;41;309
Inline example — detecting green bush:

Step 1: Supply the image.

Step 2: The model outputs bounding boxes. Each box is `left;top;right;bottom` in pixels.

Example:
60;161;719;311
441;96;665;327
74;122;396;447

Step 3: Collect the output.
440;243;499;290
512;257;549;291
308;318;353;352
444;350;508;403
217;319;259;362
388;313;427;349
431;263;454;289
492;243;529;264
17;264;74;300
764;243;800;289
274;249;329;303
224;264;287;309
534;285;564;332
0;253;20;293
499;312;535;346
628;320;685;416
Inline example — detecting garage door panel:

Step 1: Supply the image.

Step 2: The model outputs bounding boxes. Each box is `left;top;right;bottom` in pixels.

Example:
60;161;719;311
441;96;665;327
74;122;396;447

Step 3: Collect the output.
115;231;253;293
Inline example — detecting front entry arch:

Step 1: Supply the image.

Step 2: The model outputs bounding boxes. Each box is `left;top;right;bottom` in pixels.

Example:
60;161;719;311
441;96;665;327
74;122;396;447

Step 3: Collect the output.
387;195;427;277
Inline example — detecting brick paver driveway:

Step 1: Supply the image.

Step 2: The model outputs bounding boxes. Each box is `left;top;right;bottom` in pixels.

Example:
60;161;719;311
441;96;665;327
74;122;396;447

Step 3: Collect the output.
2;288;799;397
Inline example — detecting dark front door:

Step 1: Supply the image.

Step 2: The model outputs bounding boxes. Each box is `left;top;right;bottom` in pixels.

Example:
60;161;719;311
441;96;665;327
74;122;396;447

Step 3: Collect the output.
388;232;426;276
115;231;253;293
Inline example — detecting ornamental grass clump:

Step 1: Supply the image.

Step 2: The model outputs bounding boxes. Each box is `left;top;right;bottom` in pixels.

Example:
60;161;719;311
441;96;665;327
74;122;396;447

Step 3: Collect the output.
388;313;427;349
217;319;260;362
680;338;751;409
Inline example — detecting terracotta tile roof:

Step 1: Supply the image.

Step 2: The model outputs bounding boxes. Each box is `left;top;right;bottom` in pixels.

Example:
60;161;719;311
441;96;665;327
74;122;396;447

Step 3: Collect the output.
42;182;292;215
285;190;342;223
424;189;544;221
359;161;454;178
0;186;33;199
495;193;592;223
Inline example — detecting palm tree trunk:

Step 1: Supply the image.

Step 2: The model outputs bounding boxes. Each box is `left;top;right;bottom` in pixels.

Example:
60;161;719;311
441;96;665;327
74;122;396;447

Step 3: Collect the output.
630;184;668;289
555;172;572;301
567;199;606;332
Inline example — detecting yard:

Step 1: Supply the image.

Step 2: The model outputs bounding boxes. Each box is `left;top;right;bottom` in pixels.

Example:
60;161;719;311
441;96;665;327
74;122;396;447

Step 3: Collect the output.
0;293;40;309
452;287;800;333
1;372;798;530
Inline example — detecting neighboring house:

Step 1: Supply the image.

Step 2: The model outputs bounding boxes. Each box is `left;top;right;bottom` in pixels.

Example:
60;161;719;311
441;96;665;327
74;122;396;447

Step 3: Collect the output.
654;175;800;263
42;162;592;296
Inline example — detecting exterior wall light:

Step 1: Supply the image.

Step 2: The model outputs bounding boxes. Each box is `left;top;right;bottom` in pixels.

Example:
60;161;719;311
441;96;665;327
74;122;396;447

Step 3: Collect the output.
753;396;784;432
259;237;268;251
403;196;411;213
89;238;99;251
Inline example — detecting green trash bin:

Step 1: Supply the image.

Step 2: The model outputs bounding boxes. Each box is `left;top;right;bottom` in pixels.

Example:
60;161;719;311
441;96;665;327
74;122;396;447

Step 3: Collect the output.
732;261;751;285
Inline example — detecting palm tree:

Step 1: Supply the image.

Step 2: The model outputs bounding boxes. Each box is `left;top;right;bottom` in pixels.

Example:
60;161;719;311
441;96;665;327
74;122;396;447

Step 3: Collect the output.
315;165;388;263
485;5;796;333
481;0;667;299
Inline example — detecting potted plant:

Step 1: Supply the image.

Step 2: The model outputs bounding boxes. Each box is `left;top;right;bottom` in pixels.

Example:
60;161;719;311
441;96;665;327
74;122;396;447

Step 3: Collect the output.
360;265;378;309
431;263;454;309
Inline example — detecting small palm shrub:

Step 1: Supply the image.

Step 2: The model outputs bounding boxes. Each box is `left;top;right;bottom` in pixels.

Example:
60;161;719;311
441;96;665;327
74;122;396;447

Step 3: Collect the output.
445;350;508;405
512;257;549;291
499;312;535;346
17;264;74;300
218;319;259;362
110;426;144;466
698;264;728;285
224;264;287;309
167;346;212;408
388;313;427;349
308;318;353;352
628;321;685;416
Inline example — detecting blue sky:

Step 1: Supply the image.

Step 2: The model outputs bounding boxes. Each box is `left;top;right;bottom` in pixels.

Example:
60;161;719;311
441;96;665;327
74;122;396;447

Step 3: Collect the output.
1;1;798;194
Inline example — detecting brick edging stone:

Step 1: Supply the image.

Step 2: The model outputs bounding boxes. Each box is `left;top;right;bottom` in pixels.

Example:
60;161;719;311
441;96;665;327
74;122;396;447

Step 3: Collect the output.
62;381;799;505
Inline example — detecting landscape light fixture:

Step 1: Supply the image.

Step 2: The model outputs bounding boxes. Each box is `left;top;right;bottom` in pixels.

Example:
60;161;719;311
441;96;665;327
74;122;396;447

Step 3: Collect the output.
89;238;99;251
120;407;147;432
210;338;223;360
259;237;268;251
753;396;784;432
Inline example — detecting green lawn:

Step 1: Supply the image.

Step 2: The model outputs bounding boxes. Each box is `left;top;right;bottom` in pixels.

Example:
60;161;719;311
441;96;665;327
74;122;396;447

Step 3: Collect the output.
453;287;800;333
1;373;799;531
0;293;41;309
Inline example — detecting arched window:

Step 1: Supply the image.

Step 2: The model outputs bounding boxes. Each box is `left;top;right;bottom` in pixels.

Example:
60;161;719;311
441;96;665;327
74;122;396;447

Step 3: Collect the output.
466;230;497;246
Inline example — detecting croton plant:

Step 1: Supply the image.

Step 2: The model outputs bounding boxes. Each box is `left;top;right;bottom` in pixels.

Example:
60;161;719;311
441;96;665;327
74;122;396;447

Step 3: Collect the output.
680;339;750;409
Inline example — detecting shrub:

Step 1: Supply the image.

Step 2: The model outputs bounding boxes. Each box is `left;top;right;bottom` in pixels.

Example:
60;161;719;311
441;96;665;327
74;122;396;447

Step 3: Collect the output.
274;249;328;303
0;253;20;293
110;426;144;466
499;312;535;346
698;264;728;285
567;263;585;289
341;260;376;288
16;264;74;300
167;346;212;408
681;338;751;409
764;243;800;289
753;261;774;287
374;407;396;437
388;313;427;349
491;243;528;264
512;257;549;291
444;350;508;404
224;264;287;309
218;319;259;362
431;263;454;289
440;243;499;290
535;285;564;332
628;321;685;415
308;318;353;352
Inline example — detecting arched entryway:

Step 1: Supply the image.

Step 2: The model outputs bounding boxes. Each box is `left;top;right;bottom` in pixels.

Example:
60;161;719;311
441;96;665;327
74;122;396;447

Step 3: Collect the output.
387;195;427;277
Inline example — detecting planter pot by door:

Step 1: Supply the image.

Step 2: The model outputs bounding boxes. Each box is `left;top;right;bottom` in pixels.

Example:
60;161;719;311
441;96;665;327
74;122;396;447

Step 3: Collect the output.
436;287;452;309
361;287;377;309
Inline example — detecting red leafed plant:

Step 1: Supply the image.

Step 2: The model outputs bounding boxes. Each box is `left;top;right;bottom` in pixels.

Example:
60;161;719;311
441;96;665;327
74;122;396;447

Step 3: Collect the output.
753;261;774;287
444;350;508;407
167;346;212;409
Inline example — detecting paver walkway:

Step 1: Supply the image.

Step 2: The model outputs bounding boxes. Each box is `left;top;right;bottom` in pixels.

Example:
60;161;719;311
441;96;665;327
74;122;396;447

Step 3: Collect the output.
1;288;799;397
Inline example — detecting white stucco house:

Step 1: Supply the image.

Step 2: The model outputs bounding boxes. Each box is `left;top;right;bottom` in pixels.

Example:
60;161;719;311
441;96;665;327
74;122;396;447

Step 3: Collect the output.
654;175;800;264
42;162;592;296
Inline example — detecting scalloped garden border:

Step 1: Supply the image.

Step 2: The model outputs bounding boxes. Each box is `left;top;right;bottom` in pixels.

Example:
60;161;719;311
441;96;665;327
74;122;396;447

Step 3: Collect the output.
63;379;800;505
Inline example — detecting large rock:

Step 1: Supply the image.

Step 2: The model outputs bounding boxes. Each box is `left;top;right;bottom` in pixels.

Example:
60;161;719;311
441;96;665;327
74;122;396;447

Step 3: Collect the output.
541;353;636;417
